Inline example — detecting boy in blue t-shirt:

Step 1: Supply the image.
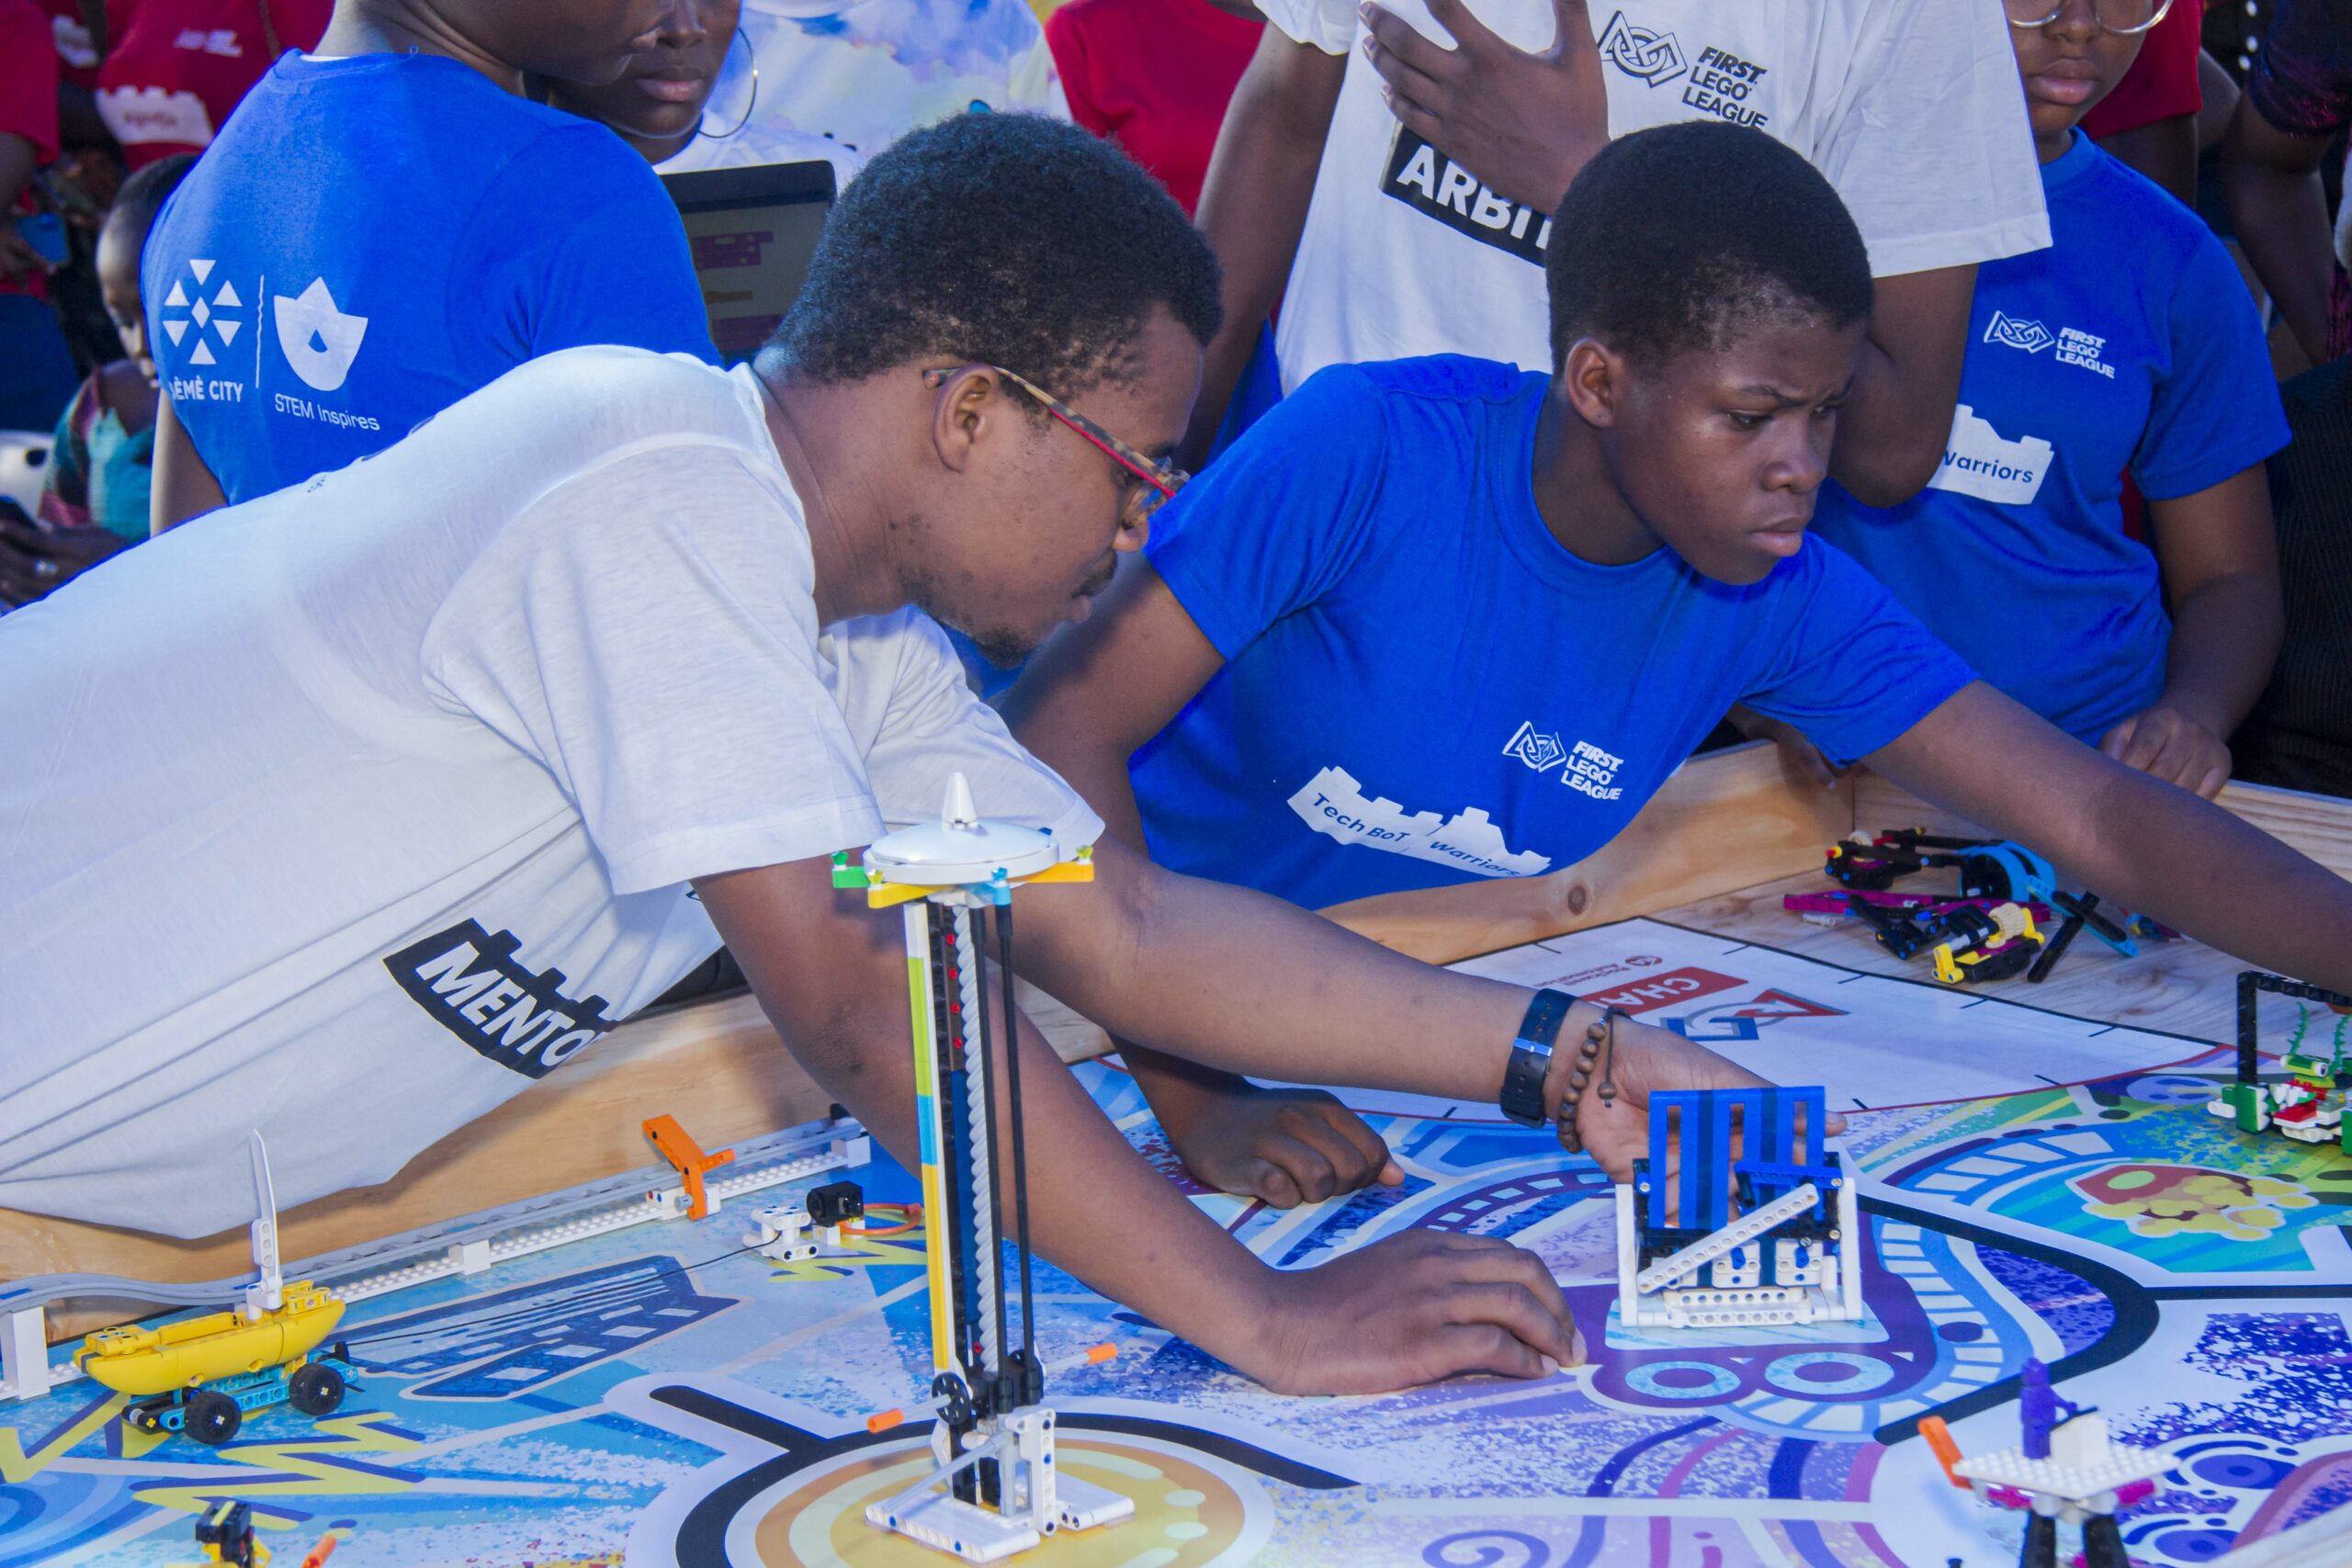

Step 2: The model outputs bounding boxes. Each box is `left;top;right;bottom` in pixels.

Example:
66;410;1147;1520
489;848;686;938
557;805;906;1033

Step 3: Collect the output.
1006;121;2352;1211
1804;0;2289;801
144;0;717;523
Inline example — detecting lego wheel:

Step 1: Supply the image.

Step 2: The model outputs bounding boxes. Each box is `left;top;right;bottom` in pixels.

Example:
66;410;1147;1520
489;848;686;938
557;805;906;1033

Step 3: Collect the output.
185;1389;242;1446
288;1359;346;1416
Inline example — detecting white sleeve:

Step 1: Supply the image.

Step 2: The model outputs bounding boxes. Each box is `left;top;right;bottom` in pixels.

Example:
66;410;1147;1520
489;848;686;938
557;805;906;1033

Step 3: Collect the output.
1254;0;1358;53
840;610;1103;846
1808;0;2051;277
421;448;885;896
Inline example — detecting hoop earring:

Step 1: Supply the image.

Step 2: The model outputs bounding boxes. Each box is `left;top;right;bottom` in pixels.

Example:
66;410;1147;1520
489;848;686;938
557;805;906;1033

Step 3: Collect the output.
698;29;758;141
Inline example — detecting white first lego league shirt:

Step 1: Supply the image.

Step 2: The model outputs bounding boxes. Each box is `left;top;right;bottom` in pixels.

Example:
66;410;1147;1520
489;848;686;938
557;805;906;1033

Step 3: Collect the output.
1261;0;2054;390
0;349;1097;1239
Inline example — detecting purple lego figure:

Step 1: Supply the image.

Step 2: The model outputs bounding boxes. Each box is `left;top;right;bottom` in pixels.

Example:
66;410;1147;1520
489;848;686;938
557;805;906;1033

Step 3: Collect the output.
2017;1359;2083;1461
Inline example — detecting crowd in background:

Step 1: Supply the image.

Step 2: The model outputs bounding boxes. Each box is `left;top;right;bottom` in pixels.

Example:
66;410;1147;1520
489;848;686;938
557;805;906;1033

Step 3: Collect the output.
0;0;2348;799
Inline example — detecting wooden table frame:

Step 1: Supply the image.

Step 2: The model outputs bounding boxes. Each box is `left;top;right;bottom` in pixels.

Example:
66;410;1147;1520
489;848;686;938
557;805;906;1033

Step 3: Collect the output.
10;741;2349;1340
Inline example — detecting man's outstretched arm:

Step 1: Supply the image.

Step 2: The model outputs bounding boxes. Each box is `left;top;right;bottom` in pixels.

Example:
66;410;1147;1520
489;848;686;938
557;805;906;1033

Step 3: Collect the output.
1182;28;1345;466
695;854;1582;1395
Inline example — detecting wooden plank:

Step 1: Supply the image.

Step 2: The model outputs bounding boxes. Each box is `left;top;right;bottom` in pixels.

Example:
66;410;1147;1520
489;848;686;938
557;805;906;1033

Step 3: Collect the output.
1321;740;1852;964
1850;772;2352;881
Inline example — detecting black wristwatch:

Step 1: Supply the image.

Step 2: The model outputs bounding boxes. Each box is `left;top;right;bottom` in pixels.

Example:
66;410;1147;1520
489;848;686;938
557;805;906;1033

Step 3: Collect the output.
1499;988;1575;1126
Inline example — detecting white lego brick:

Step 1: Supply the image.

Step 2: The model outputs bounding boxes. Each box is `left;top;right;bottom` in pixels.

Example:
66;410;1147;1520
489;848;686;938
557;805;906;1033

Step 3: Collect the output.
1;1305;52;1403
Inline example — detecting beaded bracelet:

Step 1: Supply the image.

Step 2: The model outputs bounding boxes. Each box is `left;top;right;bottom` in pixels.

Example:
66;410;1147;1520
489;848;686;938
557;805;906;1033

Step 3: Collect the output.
1553;1005;1623;1158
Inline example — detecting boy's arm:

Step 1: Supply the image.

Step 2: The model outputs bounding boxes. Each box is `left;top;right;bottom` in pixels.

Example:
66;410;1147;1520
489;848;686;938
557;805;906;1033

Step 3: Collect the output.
2222;96;2338;369
1002;558;1401;1207
1182;29;1345;466
1866;682;2352;992
151;393;229;534
2103;466;2283;798
695;854;1581;1394
1829;265;1979;506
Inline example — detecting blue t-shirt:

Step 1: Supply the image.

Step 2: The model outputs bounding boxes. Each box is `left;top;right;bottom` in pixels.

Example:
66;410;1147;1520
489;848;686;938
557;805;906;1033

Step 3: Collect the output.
145;53;716;505
1810;133;2290;745
1133;357;1974;908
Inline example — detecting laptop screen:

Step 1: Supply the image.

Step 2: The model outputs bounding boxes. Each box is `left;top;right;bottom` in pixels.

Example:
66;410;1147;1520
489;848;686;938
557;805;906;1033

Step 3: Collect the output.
661;161;838;367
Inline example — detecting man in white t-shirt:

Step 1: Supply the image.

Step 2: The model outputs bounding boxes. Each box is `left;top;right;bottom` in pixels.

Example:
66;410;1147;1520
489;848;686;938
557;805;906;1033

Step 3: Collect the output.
1186;0;2052;501
0;113;1772;1395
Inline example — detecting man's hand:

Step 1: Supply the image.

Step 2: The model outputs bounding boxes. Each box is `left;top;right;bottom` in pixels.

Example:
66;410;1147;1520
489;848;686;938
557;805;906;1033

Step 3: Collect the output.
1362;0;1609;211
1559;1017;1829;1184
1254;1229;1584;1393
2099;704;2232;799
0;513;130;607
0;227;51;289
1159;1076;1403;1208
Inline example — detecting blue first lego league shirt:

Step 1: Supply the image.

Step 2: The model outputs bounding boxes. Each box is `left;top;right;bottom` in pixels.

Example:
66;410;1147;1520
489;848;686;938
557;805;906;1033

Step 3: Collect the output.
1132;356;1975;908
1809;132;2290;746
145;52;716;506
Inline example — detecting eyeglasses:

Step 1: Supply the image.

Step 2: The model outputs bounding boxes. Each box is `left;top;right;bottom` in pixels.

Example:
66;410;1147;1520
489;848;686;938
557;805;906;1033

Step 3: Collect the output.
2005;0;2175;36
922;364;1189;525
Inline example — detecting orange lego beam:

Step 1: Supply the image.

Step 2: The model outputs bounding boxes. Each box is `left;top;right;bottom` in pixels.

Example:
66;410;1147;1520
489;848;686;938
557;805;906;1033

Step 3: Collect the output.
642;1114;735;1221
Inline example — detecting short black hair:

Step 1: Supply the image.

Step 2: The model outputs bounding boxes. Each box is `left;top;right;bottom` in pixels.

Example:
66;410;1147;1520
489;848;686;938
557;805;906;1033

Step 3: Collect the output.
772;112;1222;398
1545;122;1871;370
104;152;197;248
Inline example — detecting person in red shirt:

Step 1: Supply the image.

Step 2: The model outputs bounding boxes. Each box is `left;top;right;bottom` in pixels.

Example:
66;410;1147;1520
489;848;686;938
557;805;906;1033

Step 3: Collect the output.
2;0;80;432
2079;0;2204;205
1046;0;1261;217
95;0;334;169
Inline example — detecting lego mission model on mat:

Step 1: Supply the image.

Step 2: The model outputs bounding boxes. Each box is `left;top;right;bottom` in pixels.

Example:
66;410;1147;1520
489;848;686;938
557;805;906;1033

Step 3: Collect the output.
831;773;1132;1561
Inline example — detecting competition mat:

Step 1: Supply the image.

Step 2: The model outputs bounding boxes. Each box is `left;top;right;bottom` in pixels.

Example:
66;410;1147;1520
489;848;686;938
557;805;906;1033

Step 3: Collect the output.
5;919;2348;1566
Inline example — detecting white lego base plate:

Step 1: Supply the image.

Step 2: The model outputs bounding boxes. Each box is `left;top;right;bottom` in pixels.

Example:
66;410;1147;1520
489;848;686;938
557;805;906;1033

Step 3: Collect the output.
1603;1297;1887;1350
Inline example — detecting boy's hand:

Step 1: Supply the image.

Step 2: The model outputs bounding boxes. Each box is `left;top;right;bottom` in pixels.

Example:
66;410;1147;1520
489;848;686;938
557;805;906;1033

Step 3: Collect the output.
1252;1229;1584;1393
0;513;131;607
1159;1078;1403;1208
1559;1016;1840;1184
2099;704;2232;799
1360;0;1609;211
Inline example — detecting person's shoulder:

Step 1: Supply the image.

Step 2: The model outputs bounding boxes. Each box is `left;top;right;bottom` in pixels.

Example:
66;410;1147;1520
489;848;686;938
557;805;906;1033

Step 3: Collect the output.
1341;355;1540;407
2052;141;2219;282
461;348;769;458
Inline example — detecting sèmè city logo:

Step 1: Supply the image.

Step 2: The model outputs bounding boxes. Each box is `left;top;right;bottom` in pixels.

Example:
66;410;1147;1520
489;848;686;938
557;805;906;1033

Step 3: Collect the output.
387;920;616;1079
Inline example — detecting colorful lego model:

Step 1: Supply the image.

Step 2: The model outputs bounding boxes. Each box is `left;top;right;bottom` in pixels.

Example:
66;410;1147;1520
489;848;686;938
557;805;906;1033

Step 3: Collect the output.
1825;829;2058;903
1615;1087;1862;1330
1919;1359;2167;1568
74;1134;354;1447
746;1179;867;1263
188;1500;270;1567
1841;896;2048;984
2210;970;2352;1150
831;773;1133;1562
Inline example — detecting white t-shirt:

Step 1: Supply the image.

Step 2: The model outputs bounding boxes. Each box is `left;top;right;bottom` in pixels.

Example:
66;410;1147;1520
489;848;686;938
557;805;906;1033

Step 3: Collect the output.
1261;0;2052;391
0;348;1097;1239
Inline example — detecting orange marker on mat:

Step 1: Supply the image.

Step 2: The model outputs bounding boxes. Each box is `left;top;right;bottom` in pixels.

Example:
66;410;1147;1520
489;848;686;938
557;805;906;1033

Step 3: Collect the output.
300;1532;341;1567
866;1408;905;1434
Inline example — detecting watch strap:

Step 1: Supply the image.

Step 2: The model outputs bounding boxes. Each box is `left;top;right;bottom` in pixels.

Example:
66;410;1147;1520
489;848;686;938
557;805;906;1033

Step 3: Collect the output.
1499;987;1576;1126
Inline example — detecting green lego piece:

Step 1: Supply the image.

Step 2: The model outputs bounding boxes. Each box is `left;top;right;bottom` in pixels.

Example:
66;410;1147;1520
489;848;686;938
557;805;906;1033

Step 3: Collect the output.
830;852;871;890
2222;1080;2267;1134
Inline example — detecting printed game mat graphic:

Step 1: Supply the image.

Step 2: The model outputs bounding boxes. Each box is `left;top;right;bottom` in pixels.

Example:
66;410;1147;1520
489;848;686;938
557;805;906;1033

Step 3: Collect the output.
5;919;2346;1566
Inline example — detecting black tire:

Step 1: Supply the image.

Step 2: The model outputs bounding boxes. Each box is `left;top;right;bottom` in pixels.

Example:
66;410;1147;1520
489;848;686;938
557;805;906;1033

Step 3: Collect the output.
288;1359;345;1416
185;1389;242;1446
